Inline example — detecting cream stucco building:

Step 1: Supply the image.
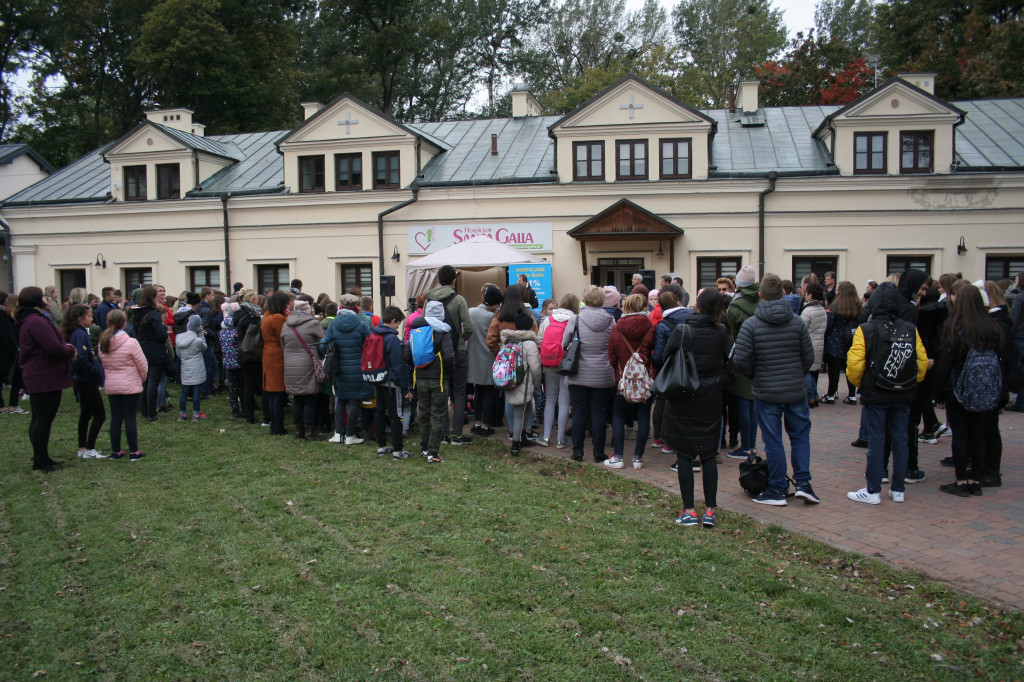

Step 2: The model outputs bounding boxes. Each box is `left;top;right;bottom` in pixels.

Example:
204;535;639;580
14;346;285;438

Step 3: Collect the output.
2;75;1023;306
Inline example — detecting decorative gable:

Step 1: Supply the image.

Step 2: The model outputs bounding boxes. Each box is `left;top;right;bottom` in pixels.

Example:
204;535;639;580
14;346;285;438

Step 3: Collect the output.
277;94;446;193
814;78;966;176
548;75;715;181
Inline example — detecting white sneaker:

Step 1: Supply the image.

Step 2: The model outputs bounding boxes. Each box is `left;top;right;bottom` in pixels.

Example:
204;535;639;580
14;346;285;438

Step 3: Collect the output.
344;435;365;445
77;449;89;458
936;424;952;438
888;489;905;503
84;449;106;459
604;455;625;469
847;488;881;505
328;432;342;443
633;458;643;470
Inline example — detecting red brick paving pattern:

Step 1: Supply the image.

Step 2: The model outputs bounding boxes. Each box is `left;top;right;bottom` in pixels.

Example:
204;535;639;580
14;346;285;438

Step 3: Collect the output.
523;390;1024;610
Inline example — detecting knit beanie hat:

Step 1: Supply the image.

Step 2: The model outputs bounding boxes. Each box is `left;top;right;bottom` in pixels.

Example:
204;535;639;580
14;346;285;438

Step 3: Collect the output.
603;286;621;308
338;293;360;309
735;265;756;288
631;284;649;300
483;285;503;306
293;300;311;313
186;292;201;305
187;315;202;333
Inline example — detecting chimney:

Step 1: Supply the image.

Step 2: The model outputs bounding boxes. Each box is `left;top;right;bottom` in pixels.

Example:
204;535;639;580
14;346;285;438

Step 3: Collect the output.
301;101;324;120
897;72;937;95
490;134;498;156
738;81;760;114
727;85;737;113
511;84;542;118
145;108;198;134
190;123;206;137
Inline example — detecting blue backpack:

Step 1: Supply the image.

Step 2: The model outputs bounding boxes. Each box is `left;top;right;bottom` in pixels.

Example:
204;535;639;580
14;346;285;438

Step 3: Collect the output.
954;348;1003;413
409;326;438;368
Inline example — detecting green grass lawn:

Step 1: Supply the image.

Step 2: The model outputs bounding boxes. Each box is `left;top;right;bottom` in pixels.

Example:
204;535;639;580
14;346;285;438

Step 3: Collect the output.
1;389;1021;680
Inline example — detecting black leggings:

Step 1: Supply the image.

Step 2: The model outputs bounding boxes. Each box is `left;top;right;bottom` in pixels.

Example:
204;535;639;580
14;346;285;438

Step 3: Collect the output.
676;452;719;509
28;390;62;467
241;362;262;422
75;380;106;449
824;354;856;397
108;393;140;454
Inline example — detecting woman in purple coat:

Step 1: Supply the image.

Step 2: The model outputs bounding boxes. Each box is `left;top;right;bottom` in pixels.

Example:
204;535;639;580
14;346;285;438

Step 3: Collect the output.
15;287;76;471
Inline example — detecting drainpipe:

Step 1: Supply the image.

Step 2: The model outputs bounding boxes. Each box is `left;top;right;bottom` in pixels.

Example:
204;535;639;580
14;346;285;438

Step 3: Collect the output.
377;188;419;312
221;193;231;288
193;149;200;192
758;172;777;279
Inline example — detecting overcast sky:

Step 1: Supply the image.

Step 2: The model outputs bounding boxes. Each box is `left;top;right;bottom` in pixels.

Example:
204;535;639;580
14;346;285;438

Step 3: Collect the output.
628;0;819;38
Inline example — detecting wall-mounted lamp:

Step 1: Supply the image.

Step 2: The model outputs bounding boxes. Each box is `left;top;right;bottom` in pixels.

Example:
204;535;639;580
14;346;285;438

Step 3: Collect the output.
95;253;107;269
391;246;401;263
957;236;968;256
656;242;665;259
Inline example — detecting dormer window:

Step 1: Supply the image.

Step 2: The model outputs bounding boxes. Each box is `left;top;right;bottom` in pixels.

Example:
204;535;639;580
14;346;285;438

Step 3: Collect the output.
573;142;604;181
157;163;180;199
335;153;362;191
660;138;692;179
854;132;887;175
900;131;933;174
299;155;325;193
616;140;647;181
373;151;400;189
124;165;147;201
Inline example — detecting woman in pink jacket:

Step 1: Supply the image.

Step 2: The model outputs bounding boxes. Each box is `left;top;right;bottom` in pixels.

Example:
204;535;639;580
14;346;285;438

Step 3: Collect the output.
98;310;148;461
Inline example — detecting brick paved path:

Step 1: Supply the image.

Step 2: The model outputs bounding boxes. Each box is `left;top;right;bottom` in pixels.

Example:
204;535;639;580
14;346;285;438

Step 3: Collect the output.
525;390;1024;610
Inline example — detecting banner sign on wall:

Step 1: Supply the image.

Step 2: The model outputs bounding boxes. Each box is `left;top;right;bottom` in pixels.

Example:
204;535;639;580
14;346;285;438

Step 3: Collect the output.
409;223;553;255
509;263;553;302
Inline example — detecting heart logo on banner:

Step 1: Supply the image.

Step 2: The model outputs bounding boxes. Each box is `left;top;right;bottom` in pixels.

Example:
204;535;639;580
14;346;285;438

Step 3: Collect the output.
414;232;431;251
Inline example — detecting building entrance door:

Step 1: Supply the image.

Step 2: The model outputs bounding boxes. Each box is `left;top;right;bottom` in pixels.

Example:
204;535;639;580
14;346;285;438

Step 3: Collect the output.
593;258;644;292
58;268;86;304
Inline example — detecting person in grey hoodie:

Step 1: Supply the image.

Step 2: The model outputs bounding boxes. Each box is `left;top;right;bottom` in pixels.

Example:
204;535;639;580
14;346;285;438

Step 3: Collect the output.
176;315;207;420
561;285;615;463
731;273;818;507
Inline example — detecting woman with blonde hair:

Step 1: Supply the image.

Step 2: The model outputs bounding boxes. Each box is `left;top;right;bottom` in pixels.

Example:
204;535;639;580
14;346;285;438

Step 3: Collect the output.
562;284;615;463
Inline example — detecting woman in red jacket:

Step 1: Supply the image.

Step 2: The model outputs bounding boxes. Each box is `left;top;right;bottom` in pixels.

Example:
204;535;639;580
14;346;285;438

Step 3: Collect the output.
606;294;655;470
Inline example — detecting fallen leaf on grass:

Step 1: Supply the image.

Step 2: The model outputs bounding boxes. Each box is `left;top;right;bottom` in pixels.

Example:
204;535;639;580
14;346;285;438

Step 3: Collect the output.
931;653;944;661
613;655;631;666
286;501;293;506
32;671;46;678
251;585;261;592
306;559;317;565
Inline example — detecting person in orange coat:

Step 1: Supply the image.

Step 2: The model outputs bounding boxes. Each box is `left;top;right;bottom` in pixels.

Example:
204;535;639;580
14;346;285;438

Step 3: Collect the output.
261;291;290;435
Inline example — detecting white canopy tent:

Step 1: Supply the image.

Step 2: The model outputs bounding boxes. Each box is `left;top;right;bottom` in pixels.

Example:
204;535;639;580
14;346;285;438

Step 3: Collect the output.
405;235;546;300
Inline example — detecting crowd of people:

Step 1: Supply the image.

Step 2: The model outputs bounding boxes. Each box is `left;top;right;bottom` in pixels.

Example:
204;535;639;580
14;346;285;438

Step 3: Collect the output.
2;265;1021;525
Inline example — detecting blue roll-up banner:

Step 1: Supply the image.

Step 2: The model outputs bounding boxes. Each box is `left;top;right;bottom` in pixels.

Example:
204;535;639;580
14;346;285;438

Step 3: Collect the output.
508;263;552;302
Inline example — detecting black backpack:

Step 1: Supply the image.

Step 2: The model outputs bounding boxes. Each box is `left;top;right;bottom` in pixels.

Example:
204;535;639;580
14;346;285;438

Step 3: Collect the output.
862;319;918;392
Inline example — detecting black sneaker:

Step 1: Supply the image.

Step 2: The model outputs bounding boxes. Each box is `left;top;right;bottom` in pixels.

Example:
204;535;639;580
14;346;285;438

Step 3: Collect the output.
967;482;983;496
109;450;126;460
939;482;972;497
669;461;678;472
979;473;1002;487
940;456;955;468
851;439;868;448
129;451;146;462
905;469;927;484
752;488;787;506
793;483;820;504
448;434;473;445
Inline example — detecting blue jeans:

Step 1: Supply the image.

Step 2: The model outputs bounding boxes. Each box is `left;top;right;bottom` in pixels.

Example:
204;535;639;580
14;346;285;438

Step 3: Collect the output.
804;371;819;401
611;394;651;458
734;395;757;451
266;391;287;434
179;384;201;414
862;402;910;493
755;398;812;491
202;346;217;393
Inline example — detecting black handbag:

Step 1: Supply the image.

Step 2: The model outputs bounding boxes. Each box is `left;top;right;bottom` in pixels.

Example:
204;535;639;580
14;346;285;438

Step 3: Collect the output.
556;318;581;376
651;324;699;399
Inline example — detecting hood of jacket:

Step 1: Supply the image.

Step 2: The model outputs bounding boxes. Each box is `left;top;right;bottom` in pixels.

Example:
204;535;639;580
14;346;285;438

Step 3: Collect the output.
108;330;132;352
176;330;201;349
286;308;316;328
549;307;575;323
14;307;47;328
131;305;158;326
754;297;797;325
578;305;614;333
616;312;653;341
426;285;456;302
736;282;760;304
867;281;902;320
329;308;367;334
173;305;196;324
373;323;399;338
499;329;538;343
898;269;928;302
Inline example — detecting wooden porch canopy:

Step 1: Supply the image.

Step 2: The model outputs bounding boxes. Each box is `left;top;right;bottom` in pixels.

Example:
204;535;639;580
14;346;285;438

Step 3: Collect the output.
567;198;684;274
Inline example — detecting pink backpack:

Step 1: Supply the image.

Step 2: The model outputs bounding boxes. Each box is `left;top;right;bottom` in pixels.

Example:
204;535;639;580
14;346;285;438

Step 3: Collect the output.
540;317;570;367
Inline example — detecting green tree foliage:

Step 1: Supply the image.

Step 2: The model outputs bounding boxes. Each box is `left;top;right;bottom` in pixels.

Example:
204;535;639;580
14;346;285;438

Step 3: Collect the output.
758;30;874;106
814;0;875;49
473;0;552;117
0;0;47;140
874;1;1024;99
672;0;788;108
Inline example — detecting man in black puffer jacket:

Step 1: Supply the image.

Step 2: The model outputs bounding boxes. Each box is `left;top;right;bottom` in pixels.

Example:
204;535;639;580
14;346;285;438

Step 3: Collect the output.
731;273;818;507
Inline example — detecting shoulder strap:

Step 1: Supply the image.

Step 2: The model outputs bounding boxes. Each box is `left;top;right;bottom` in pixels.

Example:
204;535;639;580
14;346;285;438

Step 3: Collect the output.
290;325;318;363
